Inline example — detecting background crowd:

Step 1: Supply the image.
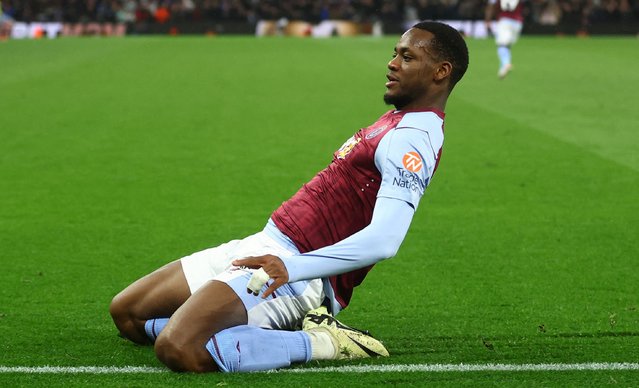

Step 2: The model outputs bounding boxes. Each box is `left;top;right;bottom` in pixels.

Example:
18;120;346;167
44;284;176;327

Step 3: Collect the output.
2;0;638;32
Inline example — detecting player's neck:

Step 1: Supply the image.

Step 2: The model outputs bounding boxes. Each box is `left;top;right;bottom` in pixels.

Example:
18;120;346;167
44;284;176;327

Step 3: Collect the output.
397;94;447;113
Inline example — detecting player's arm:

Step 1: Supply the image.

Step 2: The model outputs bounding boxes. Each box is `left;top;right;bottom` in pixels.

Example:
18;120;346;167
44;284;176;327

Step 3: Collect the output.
234;197;415;298
233;196;414;298
277;125;438;283
485;0;497;28
281;196;414;282
235;126;439;297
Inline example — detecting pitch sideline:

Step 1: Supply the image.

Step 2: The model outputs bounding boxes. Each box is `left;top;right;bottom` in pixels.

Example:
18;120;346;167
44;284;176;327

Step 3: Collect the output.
1;363;639;374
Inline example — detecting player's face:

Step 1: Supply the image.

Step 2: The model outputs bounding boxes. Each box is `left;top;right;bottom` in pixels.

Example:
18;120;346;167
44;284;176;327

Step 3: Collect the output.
384;28;440;110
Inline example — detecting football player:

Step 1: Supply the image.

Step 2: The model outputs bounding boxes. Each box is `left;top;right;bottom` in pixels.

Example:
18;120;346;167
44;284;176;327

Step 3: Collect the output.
110;21;469;373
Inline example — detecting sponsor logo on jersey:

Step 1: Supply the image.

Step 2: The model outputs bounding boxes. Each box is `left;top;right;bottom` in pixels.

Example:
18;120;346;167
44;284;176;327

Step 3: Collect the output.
392;167;428;193
402;151;423;173
365;125;388;139
336;136;361;159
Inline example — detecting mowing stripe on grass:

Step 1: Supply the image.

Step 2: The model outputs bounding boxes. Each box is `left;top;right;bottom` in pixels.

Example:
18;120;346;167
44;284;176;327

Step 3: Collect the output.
2;363;639;374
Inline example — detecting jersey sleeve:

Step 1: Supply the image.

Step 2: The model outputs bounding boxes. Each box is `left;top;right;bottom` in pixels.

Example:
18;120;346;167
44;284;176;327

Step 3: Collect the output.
280;196;414;283
375;113;443;210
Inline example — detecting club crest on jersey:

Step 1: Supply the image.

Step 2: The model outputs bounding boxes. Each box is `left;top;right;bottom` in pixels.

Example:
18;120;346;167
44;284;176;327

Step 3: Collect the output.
365;125;388;140
336;136;361;159
402;151;423;173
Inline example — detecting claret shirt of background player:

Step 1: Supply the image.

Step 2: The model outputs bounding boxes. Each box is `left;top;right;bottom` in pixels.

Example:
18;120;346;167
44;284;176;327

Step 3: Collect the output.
272;108;445;308
492;0;524;21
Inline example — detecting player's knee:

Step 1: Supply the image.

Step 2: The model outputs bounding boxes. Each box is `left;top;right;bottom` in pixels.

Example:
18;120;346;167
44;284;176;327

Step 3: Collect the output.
155;334;216;373
109;293;127;328
109;292;133;328
154;337;186;372
109;293;147;344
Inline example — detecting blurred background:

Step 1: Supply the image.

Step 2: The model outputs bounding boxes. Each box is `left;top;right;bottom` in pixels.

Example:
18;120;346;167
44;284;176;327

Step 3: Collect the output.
1;0;637;39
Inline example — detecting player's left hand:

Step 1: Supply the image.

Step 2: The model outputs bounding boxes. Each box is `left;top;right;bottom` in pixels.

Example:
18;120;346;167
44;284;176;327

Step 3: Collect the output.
232;254;289;299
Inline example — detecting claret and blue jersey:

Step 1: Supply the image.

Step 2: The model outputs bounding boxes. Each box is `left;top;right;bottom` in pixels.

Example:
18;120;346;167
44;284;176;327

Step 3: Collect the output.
268;109;446;314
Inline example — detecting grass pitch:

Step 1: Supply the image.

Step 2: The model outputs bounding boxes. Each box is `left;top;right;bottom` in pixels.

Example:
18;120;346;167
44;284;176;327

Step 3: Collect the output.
1;35;638;386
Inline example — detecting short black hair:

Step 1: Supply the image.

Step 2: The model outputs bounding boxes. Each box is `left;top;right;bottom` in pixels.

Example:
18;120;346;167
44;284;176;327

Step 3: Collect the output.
412;21;469;90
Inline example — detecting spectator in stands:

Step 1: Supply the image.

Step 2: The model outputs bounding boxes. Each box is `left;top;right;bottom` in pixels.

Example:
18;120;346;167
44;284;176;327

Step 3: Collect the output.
618;0;637;24
3;0;637;37
116;0;137;24
539;0;562;25
221;0;250;22
457;0;483;19
135;1;152;22
379;0;403;23
557;0;590;34
352;0;377;23
202;0;223;21
414;0;441;20
255;0;280;21
154;1;170;23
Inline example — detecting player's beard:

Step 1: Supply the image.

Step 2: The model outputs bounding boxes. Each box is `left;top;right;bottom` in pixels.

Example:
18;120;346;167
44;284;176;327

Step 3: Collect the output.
383;91;412;111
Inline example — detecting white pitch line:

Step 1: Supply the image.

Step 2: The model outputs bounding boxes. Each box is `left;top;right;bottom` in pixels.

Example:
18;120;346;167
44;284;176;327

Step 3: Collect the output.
1;363;639;374
279;362;639;373
0;366;166;374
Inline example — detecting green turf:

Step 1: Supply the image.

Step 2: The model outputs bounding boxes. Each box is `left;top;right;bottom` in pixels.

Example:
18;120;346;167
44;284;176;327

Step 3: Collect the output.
0;35;638;386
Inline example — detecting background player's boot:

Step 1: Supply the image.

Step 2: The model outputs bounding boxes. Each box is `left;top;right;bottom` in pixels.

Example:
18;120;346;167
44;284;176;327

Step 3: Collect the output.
302;307;389;360
498;63;513;79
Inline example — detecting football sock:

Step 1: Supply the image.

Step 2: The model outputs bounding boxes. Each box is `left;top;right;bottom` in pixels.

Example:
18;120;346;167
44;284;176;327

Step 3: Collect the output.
144;318;169;343
305;329;337;360
498;45;511;68
205;325;311;372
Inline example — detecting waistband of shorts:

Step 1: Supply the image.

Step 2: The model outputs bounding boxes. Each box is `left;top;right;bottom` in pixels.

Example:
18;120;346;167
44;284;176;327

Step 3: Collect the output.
263;218;301;255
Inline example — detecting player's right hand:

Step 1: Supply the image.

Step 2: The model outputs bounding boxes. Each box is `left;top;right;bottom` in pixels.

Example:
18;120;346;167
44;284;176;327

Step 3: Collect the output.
232;254;289;299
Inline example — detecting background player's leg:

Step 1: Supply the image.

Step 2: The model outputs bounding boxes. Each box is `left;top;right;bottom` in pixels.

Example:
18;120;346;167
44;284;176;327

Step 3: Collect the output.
109;260;191;344
153;279;248;372
498;46;511;69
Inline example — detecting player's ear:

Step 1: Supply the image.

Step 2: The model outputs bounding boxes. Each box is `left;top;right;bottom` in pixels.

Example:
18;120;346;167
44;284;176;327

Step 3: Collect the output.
434;61;452;82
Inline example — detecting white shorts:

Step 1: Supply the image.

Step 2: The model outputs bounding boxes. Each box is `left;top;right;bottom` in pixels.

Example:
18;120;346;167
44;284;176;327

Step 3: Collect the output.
495;17;522;46
180;231;324;330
